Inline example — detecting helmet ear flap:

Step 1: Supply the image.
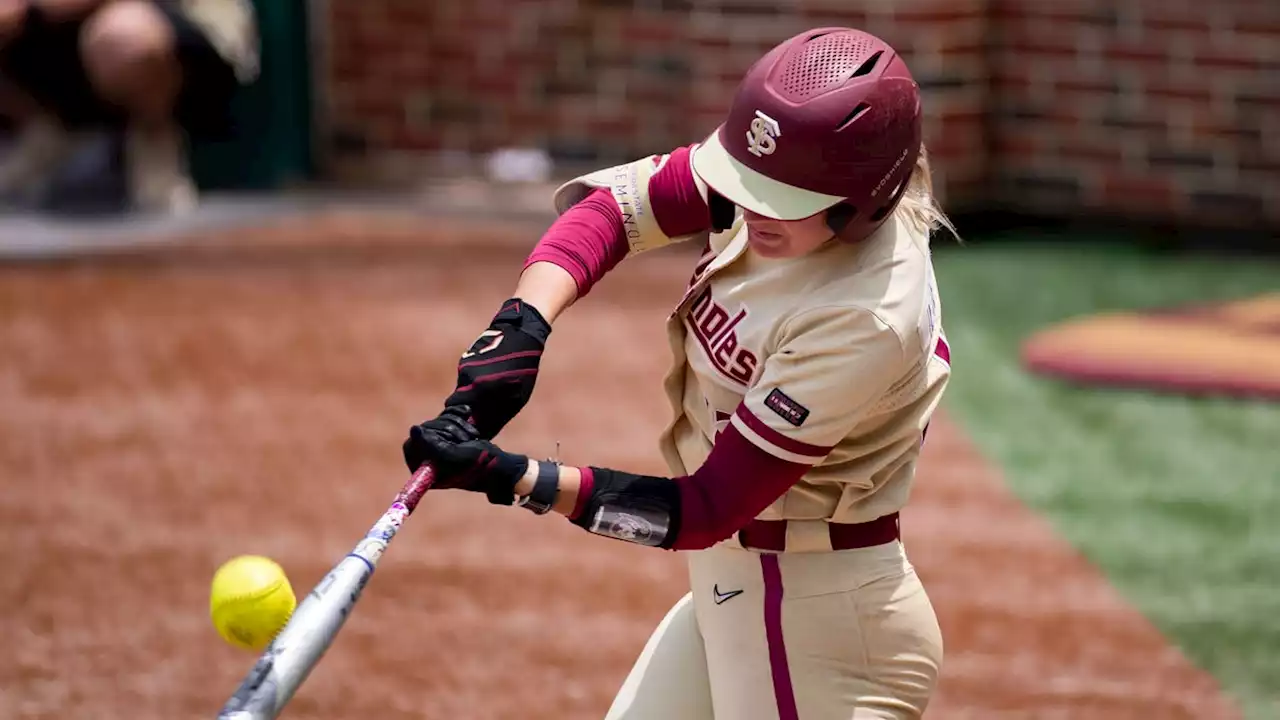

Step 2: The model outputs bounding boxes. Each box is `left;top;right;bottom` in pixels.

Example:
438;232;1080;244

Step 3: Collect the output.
708;190;737;232
825;203;857;235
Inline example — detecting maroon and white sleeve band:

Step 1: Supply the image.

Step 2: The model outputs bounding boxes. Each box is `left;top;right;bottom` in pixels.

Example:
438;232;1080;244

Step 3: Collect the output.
523;144;710;297
730;404;834;464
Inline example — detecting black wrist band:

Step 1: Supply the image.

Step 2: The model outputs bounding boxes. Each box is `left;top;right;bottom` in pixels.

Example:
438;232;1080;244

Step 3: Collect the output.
497;298;552;344
519;460;560;515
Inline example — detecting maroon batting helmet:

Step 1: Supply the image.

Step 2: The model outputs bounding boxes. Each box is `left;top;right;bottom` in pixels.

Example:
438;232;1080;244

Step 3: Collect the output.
692;27;922;240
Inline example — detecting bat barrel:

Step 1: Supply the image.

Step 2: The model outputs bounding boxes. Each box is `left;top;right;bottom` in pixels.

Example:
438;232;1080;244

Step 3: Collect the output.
216;554;374;718
215;465;436;719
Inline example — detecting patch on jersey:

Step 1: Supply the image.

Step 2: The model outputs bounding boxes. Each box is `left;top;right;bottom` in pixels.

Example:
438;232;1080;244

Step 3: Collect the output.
764;388;809;427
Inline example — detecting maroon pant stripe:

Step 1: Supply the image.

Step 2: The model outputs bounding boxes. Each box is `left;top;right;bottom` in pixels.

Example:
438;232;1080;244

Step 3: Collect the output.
761;554;800;720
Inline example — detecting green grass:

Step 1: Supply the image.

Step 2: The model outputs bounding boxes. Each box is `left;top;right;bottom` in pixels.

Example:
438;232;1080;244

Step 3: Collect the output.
931;239;1280;719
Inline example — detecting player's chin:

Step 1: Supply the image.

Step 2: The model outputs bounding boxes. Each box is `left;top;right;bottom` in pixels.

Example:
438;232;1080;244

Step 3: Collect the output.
749;239;793;258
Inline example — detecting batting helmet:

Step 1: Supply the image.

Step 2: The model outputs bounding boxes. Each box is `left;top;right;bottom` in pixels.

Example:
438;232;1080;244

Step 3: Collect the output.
691;27;923;241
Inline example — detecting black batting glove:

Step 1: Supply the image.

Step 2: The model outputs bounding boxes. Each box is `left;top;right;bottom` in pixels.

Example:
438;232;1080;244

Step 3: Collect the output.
443;298;551;441
402;405;477;471
403;406;528;506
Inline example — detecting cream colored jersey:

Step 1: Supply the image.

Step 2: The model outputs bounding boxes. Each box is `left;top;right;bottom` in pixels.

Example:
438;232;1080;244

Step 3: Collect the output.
555;146;951;532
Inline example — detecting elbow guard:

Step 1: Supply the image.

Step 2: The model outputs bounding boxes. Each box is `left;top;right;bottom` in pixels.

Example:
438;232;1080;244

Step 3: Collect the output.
570;467;683;549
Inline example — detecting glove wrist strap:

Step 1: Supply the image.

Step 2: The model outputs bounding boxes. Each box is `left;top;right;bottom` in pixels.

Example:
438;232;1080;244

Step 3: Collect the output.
495;298;552;344
483;451;530;506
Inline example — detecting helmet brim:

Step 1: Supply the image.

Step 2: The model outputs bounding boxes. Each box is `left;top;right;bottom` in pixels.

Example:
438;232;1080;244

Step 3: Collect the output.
691;128;845;221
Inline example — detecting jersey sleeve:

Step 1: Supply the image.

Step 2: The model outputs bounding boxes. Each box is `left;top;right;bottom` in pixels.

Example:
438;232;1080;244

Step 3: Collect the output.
552;144;711;257
730;306;907;465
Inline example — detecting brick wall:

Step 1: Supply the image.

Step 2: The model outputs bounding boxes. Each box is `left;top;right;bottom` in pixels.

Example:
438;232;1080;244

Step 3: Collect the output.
323;0;1278;228
992;0;1279;227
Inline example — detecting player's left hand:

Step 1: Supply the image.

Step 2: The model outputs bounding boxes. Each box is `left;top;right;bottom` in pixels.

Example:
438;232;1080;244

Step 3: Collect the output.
403;405;528;506
442;298;551;441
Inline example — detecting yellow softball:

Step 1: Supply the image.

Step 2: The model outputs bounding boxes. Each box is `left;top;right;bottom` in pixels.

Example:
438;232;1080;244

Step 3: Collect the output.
209;555;297;652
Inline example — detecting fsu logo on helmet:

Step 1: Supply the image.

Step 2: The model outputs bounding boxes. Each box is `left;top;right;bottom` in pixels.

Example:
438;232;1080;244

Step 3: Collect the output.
745;110;781;157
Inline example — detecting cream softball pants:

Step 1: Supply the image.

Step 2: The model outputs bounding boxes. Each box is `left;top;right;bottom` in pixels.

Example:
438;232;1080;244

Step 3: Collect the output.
603;540;943;719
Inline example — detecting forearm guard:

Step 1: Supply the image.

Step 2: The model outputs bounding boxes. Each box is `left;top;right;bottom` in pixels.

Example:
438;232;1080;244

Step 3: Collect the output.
569;467;683;549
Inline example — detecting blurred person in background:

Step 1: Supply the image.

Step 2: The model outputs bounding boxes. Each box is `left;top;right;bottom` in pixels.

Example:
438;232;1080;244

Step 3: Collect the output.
0;0;258;215
404;27;958;720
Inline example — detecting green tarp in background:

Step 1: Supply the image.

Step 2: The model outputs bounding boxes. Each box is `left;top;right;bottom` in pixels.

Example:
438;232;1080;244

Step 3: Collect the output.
189;0;313;191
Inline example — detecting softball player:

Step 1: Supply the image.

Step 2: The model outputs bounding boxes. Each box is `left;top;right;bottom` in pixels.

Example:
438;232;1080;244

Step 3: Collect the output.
403;27;956;719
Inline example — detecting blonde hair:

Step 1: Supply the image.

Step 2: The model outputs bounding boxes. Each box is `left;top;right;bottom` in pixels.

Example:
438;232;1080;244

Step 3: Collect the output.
893;144;961;243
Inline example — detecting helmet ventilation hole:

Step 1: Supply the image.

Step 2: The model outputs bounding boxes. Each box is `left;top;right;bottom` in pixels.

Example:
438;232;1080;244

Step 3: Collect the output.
850;51;884;79
836;103;871;131
777;33;880;100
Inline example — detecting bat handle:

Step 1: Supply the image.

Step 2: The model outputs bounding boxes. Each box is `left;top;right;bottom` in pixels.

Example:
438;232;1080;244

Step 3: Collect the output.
397;462;437;513
350;463;435;563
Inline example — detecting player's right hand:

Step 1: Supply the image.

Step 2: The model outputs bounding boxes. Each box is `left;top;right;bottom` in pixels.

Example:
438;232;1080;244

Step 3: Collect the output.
442;298;551;440
403;405;527;506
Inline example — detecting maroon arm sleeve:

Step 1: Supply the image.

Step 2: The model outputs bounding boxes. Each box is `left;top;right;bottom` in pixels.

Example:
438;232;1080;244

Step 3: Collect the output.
522;145;710;298
523;187;628;298
648;144;711;238
670;423;810;551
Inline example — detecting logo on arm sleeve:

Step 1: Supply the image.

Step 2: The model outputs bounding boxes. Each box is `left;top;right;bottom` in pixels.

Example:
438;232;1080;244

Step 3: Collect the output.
764;388;809;427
